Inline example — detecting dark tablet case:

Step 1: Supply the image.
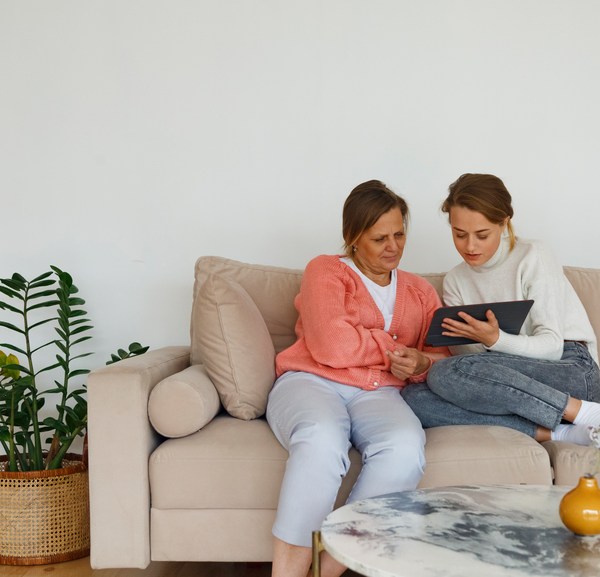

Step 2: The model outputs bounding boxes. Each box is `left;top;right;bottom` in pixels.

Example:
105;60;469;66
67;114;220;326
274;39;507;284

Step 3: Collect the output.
425;300;534;347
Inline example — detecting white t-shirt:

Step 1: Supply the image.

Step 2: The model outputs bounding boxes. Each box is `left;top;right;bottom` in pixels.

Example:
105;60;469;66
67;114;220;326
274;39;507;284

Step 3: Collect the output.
341;257;397;331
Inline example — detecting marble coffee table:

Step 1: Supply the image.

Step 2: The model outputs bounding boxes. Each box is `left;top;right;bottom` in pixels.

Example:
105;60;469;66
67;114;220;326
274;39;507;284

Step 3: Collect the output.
316;484;600;577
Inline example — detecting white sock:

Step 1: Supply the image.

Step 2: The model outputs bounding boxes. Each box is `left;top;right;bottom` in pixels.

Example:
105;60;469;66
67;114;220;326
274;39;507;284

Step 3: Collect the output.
551;424;592;446
573;400;600;428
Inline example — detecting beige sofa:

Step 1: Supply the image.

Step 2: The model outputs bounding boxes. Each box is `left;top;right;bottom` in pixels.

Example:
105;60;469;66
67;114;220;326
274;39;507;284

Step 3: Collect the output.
88;256;600;569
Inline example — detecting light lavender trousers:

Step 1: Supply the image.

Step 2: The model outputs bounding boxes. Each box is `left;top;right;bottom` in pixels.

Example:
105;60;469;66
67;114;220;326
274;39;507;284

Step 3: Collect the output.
266;371;425;547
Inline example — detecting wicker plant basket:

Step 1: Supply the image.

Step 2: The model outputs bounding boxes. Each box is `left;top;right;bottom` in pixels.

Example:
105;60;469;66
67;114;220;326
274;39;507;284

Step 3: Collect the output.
0;454;90;566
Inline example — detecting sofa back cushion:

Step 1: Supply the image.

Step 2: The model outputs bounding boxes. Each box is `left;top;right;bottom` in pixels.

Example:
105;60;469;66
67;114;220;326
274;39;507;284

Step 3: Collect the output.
191;273;277;419
192;256;304;356
190;257;302;419
564;266;600;360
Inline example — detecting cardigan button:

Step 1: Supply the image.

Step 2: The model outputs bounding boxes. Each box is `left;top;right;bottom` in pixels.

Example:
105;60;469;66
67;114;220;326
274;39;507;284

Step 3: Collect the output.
392;334;397;340
373;381;379;387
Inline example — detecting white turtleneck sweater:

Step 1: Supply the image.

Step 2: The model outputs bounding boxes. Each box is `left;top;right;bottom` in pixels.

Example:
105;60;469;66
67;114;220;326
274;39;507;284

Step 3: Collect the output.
443;236;598;363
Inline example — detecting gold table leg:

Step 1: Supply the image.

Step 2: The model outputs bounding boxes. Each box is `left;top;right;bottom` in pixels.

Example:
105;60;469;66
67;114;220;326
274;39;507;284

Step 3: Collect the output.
312;530;324;577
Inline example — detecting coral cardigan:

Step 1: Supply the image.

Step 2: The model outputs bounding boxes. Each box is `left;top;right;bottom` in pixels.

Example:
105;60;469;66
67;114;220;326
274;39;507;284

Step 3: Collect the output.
275;255;447;390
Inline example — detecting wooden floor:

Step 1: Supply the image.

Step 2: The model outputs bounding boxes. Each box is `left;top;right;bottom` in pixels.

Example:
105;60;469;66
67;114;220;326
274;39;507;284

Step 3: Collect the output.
0;558;363;577
0;558;267;577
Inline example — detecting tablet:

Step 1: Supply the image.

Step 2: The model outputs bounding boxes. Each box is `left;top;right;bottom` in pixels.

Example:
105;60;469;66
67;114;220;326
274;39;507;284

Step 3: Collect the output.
425;299;534;347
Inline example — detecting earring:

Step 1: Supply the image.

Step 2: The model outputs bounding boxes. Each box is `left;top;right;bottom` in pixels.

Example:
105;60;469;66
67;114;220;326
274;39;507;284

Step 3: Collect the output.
352;246;357;252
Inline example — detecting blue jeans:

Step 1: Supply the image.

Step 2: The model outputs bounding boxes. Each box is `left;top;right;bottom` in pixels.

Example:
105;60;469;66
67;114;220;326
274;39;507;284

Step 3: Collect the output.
267;371;425;547
401;342;600;437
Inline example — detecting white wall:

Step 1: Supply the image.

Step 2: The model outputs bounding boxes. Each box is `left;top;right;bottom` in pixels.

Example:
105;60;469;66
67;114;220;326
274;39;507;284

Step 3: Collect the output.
1;0;599;369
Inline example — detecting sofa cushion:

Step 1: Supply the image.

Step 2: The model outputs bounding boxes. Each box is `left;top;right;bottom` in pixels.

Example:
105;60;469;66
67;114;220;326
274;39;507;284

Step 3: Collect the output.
564;266;600;360
148;364;221;438
192;256;303;354
149;416;361;511
419;425;553;486
191;274;276;420
542;440;599;486
150;416;289;509
149;420;552;511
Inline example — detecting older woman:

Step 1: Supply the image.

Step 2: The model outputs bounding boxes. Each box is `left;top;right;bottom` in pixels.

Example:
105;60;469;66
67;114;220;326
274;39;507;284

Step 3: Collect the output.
266;180;449;577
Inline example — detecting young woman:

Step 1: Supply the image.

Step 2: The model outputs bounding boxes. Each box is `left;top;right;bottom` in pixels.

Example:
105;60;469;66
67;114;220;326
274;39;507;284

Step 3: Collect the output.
402;173;600;445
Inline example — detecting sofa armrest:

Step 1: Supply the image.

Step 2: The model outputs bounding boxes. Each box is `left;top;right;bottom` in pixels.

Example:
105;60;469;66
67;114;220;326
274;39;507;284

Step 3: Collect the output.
88;346;190;569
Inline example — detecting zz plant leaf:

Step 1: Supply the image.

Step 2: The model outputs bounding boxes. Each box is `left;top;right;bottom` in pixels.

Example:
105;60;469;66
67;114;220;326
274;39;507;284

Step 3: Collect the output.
106;341;150;365
0;267;92;471
0;266;149;472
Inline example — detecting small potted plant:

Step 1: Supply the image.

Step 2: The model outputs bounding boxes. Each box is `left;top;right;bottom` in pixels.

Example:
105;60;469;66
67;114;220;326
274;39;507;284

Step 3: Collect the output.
0;266;147;565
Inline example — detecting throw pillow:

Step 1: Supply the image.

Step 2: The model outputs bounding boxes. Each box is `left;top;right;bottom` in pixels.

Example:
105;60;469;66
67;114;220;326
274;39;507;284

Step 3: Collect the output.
192;274;276;420
148;364;221;437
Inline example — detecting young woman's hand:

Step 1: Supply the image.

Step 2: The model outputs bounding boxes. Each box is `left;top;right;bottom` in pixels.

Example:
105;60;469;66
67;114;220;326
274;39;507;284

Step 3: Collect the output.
441;309;500;347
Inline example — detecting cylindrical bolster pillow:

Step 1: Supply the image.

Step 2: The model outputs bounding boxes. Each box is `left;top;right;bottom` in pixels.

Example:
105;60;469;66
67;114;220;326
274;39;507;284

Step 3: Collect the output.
148;364;221;438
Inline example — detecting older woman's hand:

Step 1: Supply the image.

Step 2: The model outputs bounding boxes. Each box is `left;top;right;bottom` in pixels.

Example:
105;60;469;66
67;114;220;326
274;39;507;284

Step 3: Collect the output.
387;347;431;382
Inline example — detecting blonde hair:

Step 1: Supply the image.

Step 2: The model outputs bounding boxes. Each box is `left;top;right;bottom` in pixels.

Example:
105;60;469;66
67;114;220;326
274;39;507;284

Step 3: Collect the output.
442;173;516;250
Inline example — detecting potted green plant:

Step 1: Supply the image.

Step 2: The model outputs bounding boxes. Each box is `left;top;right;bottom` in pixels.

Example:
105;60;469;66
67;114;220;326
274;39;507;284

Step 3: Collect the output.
0;266;147;565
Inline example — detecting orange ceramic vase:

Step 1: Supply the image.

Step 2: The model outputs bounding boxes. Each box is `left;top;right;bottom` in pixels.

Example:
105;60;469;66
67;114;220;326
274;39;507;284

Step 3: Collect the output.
559;475;600;535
